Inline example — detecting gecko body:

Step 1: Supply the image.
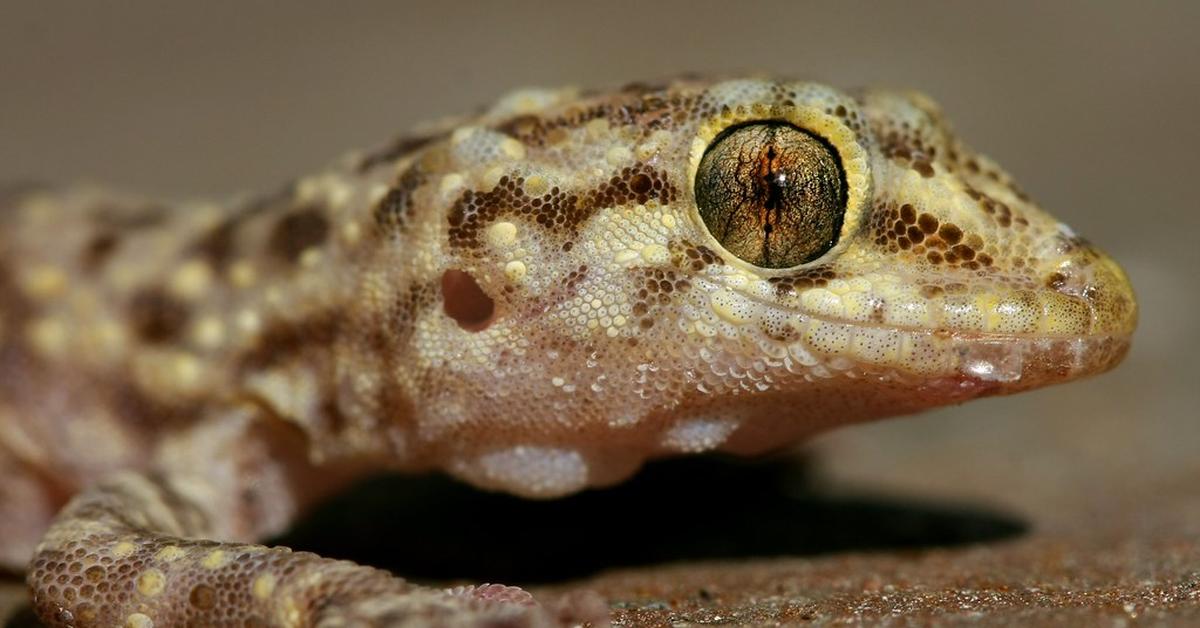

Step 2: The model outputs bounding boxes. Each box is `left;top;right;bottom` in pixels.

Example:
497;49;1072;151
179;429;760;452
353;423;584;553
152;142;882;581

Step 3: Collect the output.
0;78;1135;626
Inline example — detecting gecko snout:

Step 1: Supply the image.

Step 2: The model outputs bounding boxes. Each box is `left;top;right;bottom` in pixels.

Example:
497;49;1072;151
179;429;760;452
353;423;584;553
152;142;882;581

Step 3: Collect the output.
1040;239;1137;340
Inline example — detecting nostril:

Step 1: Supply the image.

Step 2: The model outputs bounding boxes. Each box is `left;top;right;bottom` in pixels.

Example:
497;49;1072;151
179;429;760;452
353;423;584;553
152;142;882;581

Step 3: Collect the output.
441;269;495;332
1045;271;1070;292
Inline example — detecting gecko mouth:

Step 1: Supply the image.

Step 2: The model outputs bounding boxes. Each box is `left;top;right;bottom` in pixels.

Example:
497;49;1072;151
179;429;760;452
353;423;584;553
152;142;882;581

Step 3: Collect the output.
703;236;1138;386
766;308;1133;387
704;257;1137;386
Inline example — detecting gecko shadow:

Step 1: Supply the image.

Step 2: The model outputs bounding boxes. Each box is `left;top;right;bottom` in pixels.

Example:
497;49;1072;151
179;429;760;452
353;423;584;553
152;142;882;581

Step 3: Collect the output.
274;455;1028;584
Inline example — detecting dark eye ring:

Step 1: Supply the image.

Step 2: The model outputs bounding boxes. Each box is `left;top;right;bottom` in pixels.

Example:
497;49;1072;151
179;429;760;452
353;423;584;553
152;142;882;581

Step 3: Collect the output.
694;122;847;269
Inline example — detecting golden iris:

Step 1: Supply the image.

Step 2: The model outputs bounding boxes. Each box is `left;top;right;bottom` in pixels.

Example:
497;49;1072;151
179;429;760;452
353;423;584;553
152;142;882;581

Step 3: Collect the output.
695;122;846;268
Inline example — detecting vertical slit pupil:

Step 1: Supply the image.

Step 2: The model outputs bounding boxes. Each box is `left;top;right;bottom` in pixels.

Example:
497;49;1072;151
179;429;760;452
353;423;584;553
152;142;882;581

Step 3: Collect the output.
694;121;846;269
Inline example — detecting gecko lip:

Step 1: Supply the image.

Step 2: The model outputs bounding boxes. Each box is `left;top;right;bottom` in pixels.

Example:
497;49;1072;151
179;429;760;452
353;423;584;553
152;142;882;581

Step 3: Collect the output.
743;238;1137;385
730;256;1138;387
940;329;1132;387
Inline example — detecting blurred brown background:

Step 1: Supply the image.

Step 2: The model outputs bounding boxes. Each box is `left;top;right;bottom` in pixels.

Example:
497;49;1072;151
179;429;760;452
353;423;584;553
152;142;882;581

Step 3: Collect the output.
2;1;1198;624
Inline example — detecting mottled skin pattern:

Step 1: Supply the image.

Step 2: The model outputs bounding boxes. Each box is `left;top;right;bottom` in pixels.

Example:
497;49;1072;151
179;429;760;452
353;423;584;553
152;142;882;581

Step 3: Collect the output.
0;78;1135;626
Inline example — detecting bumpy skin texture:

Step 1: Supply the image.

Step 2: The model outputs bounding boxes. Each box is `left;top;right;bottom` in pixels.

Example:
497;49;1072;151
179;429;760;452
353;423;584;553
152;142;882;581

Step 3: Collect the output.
0;78;1135;626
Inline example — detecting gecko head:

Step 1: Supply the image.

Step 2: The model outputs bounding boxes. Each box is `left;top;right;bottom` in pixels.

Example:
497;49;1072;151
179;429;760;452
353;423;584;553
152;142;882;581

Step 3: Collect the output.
383;78;1135;494
664;83;1138;395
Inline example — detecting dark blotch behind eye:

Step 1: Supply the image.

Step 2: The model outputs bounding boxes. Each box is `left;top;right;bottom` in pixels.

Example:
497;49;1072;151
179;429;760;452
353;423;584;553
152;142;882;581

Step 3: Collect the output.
694;122;846;268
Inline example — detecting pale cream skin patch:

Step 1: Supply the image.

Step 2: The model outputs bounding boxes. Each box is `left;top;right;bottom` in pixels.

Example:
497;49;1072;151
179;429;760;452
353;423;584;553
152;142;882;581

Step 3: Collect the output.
0;77;1135;626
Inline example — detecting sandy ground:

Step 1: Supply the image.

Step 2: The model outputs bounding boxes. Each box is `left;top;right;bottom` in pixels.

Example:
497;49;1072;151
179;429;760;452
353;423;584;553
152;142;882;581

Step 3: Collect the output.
2;2;1197;625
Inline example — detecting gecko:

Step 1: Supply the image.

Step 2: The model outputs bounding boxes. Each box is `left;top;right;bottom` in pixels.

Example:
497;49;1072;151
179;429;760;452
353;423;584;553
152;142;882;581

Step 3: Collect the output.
0;77;1136;627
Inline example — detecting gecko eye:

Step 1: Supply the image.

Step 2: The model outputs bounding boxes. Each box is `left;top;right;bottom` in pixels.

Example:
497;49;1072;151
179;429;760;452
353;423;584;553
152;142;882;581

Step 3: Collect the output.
694;122;847;269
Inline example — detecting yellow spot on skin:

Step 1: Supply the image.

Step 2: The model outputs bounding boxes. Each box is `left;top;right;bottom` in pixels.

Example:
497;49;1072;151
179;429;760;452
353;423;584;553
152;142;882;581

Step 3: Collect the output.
169;260;213;301
500;137;526;160
640;244;669;264
800;288;844;318
482;166;506;189
191;316;225;349
125;614;154;628
201;549;227;570
451;127;475;145
523;175;549;196
606;145;632;166
20;264;68;299
614;249;640;264
661;214;677;229
173;354;203;390
237;309;262;335
296;176;322;203
299;248;323;269
136;568;166;597
229;261;257;288
86;319;127;357
112;541;136;558
586;118;610;139
341;220;362;245
28;317;69;358
440;173;465;196
325;179;353;207
710;289;752;325
805;320;852;355
487;221;518;247
155;545;185;562
840;292;877;323
504;260;527;282
252;573;277;599
977;293;1004;332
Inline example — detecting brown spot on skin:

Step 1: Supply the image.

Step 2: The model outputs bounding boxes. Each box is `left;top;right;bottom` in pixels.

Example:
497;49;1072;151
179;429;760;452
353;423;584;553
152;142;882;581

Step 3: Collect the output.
390;281;436;347
189;583;216;609
188;185;294;270
917;213;938;234
441;269;495;332
105;377;201;430
268;206;330;263
190;219;237;271
674;241;724;271
373;165;427;233
80;232;120;271
912;160;935;178
768;265;836;296
496;87;698;147
621;80;670;94
90;204;168;231
563;265;589;292
238;311;339;370
356;132;442;173
448;165;676;250
938;224;963;245
630;173;652;195
128;287;189;344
